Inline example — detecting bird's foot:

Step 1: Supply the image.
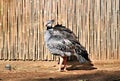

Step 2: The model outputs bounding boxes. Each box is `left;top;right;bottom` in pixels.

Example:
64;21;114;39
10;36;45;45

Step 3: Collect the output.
57;68;68;72
63;68;68;72
57;69;62;72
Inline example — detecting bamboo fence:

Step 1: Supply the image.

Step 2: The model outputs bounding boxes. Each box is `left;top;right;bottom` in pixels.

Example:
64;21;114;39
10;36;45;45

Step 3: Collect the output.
0;0;120;61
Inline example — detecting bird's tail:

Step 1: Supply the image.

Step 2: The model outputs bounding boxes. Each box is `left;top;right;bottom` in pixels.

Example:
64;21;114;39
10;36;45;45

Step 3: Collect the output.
75;52;91;63
74;45;91;63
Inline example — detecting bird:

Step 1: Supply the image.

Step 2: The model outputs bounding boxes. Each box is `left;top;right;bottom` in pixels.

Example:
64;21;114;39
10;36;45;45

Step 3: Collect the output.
44;20;91;71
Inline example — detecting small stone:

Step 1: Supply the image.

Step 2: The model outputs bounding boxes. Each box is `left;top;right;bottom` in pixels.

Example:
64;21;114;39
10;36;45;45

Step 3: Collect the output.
5;64;11;70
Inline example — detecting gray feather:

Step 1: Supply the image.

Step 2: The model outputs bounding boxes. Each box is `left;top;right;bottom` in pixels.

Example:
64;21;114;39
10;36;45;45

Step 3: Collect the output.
44;21;90;63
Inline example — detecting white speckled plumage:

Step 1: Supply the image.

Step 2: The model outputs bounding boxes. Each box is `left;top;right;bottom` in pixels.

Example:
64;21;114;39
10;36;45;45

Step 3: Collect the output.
44;20;90;63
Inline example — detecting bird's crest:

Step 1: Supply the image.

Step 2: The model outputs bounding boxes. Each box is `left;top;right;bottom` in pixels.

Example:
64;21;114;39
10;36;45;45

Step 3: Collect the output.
45;20;55;27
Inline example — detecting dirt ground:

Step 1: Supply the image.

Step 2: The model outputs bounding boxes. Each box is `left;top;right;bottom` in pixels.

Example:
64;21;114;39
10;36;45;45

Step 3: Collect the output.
0;60;120;81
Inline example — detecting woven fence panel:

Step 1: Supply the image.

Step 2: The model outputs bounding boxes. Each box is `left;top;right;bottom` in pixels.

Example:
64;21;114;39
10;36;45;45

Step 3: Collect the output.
0;0;120;61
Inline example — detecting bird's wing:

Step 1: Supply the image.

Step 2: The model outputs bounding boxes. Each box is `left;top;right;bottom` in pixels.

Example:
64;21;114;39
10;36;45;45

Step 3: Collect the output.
70;39;91;63
53;24;77;39
47;35;74;56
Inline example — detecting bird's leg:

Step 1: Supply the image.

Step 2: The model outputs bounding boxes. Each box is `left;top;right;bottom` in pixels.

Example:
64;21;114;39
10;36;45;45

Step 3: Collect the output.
58;56;64;71
63;56;68;71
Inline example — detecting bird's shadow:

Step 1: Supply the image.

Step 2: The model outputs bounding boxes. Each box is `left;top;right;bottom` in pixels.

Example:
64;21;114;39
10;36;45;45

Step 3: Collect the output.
66;61;97;71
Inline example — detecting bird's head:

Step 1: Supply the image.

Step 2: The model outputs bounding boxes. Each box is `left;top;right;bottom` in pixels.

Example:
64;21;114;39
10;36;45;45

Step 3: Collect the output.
45;19;55;27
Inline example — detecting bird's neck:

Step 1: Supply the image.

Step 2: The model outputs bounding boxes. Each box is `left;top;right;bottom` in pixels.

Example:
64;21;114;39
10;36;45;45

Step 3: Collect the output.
47;26;52;30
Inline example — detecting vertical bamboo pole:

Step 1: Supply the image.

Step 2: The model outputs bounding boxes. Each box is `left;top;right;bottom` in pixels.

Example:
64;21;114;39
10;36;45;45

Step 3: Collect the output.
0;0;3;60
97;0;101;60
113;0;118;60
